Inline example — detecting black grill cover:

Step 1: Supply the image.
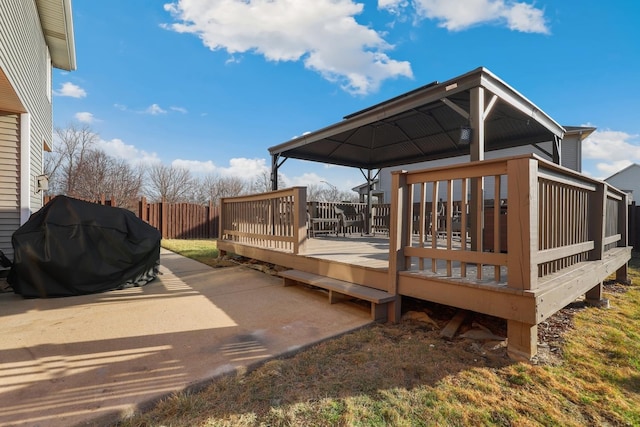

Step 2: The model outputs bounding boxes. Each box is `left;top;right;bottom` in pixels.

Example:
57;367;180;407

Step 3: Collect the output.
8;196;161;298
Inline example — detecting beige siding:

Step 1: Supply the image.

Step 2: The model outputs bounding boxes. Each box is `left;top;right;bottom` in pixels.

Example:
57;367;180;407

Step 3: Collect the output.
0;0;52;218
0;114;20;257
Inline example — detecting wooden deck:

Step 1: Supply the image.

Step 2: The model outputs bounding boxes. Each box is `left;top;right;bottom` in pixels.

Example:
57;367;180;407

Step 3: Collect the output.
218;155;632;361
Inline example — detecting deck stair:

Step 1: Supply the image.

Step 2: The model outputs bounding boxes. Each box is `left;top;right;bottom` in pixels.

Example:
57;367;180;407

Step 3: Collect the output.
279;269;396;322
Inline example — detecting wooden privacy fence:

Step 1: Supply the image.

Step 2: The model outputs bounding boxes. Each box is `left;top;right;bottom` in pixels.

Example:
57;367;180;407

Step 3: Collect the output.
138;197;219;239
630;202;640;250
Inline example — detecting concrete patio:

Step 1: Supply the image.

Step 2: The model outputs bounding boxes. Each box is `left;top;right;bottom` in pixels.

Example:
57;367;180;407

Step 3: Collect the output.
0;249;372;427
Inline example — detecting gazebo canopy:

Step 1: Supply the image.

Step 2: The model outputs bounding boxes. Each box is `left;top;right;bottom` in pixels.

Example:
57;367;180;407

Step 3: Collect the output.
268;67;565;187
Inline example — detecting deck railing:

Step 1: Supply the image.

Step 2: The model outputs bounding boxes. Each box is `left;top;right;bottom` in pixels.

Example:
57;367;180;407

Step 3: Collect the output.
388;154;628;292
219;187;308;254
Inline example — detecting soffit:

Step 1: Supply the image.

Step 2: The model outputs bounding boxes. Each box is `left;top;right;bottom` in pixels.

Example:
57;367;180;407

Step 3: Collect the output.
35;0;77;71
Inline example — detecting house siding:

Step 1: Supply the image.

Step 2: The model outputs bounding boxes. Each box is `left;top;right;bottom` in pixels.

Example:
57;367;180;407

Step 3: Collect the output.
605;164;640;204
0;114;20;257
0;0;52;252
561;135;580;172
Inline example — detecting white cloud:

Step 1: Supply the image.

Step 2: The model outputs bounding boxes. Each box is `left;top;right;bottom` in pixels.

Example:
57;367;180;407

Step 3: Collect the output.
582;128;640;179
583;129;640;162
380;0;549;33
97;138;161;166
146;104;167;115
74;112;95;123
219;157;270;178
163;0;413;95
287;172;325;188
171;157;270;179
115;103;182;115
172;159;217;174
54;82;87;98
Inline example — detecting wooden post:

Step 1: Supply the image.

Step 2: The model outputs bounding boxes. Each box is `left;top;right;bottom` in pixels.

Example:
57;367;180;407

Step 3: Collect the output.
138;197;147;222
387;170;409;322
160;199;168;239
616;192;630;283
208;200;214;238
469;87;485;252
219;197;226;242
506;157;538;361
588;182;606;261
507;157;538;291
585;283;603;302
293;187;308;254
629;202;637;250
507;320;538;361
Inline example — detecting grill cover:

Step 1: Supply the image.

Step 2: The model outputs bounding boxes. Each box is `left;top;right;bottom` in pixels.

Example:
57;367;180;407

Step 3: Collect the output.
9;196;160;298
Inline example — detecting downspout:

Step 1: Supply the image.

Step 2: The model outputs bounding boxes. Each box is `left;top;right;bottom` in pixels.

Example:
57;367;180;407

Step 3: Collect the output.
20;113;31;224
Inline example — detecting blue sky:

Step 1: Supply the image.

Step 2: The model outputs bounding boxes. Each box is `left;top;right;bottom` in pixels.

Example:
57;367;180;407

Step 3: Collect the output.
53;0;640;191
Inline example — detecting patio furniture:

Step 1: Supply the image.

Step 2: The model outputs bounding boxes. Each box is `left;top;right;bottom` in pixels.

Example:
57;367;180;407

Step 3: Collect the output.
373;213;390;236
307;212;339;238
335;205;365;236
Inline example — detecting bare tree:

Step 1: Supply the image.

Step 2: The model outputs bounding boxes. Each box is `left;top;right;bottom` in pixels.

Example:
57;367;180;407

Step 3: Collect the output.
196;174;248;206
45;123;99;196
318;181;341;202
108;160;144;209
145;163;195;203
250;169;287;193
72;149;110;201
54;149;143;209
306;182;358;202
306;183;324;201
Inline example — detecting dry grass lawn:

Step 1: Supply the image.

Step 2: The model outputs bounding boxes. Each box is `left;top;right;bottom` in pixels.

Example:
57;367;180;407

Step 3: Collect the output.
119;242;640;426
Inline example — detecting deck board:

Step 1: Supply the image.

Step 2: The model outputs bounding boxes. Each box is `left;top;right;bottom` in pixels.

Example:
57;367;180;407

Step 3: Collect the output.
302;235;391;268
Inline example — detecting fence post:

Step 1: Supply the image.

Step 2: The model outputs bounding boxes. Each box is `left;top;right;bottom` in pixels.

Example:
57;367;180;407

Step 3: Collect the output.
138;197;147;222
160;199;168;239
207;201;212;238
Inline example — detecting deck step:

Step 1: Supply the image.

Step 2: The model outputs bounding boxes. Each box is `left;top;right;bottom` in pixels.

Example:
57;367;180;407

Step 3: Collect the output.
279;269;396;321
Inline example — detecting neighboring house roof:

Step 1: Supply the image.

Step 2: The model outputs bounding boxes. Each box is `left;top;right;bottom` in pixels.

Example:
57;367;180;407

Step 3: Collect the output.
35;0;77;71
351;179;381;193
564;126;596;140
269;67;565;171
604;163;640;182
